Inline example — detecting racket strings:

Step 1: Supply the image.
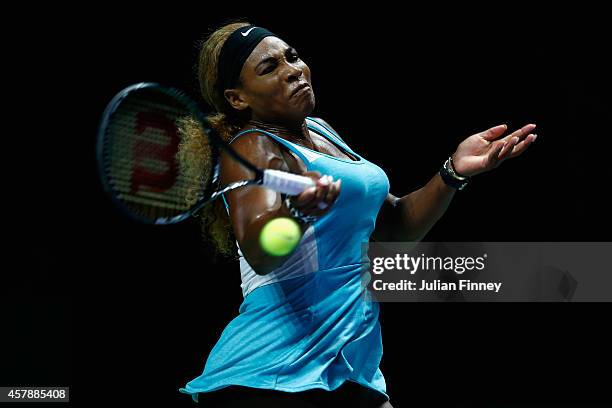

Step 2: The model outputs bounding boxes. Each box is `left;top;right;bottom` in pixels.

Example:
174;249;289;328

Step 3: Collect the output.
102;89;214;221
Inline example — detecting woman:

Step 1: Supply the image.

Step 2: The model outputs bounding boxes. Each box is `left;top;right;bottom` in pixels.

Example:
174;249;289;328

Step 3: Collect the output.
178;22;536;408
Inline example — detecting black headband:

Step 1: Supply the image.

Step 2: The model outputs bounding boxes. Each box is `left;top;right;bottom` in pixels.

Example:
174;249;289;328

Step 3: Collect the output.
217;26;276;93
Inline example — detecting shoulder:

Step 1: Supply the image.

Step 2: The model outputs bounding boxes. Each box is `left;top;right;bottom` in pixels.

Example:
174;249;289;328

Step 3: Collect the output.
228;128;285;161
309;117;347;144
309;117;340;135
220;128;288;182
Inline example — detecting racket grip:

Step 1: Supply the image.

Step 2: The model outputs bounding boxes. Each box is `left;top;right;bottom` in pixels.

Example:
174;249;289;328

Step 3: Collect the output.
262;169;315;195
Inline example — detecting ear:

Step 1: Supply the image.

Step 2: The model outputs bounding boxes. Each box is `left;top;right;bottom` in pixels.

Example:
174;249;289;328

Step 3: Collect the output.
224;88;249;111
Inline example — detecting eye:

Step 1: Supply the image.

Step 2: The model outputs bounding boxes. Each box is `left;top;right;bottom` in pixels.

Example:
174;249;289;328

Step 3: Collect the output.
260;63;276;75
288;50;300;62
259;60;278;76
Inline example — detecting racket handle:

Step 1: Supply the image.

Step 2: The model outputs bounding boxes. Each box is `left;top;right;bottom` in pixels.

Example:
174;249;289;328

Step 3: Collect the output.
262;169;315;195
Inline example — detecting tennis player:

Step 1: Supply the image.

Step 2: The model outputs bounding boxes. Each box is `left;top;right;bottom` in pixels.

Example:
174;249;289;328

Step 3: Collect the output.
178;21;537;408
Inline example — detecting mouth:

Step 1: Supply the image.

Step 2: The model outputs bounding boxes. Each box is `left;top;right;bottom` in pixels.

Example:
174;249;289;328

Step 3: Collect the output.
291;83;311;97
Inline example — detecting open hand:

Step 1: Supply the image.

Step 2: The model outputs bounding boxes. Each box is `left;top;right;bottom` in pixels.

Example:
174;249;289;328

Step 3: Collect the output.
451;124;538;177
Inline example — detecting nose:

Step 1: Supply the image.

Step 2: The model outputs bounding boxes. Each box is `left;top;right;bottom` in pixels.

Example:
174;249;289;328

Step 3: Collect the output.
283;61;303;83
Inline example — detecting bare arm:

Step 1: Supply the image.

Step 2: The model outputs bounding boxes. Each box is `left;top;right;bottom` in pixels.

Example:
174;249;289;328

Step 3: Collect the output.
221;133;340;275
372;123;538;242
372;178;456;242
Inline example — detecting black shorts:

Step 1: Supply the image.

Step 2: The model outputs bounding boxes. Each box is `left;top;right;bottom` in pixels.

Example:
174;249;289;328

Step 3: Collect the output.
196;380;389;408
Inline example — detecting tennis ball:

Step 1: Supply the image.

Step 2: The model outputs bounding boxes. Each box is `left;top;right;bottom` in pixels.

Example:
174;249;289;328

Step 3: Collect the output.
259;217;301;256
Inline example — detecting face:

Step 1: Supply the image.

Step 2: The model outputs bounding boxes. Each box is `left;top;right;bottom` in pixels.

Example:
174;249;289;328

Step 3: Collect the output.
224;36;315;126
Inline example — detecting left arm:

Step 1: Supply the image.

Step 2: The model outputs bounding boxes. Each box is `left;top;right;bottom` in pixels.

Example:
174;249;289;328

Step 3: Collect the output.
372;123;538;242
372;176;456;242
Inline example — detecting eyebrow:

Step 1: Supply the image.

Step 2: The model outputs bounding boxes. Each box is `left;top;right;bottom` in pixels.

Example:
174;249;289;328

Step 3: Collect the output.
255;47;297;70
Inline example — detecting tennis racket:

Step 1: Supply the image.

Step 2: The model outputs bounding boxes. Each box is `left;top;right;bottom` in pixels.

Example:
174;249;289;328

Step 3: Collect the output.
97;82;318;225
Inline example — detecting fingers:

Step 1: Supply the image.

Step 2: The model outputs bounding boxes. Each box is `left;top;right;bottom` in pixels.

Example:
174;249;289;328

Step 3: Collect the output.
481;123;537;148
303;175;341;214
501;123;537;144
480;124;508;141
321;177;341;209
493;132;537;168
508;133;537;159
493;140;508;160
496;136;519;160
290;171;324;208
300;170;322;183
484;123;537;168
302;176;332;211
293;185;318;208
291;175;341;216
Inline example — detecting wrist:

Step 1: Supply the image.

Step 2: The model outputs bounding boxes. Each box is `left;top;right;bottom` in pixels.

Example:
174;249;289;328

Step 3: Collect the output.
283;195;318;225
449;154;469;178
439;156;470;190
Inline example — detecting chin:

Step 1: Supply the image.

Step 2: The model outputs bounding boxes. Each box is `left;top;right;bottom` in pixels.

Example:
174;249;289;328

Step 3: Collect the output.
299;93;316;116
285;92;315;122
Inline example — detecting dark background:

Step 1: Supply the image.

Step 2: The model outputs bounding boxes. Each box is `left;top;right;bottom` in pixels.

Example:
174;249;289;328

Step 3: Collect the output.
5;5;611;407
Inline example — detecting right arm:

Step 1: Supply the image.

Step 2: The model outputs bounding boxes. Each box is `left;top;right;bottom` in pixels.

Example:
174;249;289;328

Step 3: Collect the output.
220;133;340;275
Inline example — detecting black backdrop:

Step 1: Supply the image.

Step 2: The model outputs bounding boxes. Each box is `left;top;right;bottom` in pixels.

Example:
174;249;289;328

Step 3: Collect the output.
6;5;611;407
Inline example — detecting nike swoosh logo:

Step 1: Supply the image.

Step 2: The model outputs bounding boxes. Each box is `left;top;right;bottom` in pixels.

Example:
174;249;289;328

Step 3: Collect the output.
241;27;256;37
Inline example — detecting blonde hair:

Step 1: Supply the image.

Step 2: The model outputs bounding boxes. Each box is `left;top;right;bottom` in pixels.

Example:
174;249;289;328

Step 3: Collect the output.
177;21;251;258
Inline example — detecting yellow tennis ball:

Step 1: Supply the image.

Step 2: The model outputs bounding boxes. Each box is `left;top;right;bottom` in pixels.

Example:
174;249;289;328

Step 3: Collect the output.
259;217;301;256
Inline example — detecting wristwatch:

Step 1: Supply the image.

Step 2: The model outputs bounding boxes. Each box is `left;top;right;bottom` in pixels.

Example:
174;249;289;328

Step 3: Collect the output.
439;156;470;190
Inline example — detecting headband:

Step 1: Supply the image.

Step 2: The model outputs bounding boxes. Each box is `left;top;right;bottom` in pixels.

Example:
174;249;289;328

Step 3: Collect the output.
217;26;277;92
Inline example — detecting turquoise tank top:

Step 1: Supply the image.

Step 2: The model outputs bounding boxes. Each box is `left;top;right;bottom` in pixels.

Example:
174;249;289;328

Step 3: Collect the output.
180;117;391;402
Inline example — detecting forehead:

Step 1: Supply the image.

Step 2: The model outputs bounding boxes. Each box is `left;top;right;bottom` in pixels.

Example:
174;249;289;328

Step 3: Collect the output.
244;37;291;66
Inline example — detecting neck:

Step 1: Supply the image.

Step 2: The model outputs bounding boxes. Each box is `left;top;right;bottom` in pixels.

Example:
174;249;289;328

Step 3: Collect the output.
247;119;310;142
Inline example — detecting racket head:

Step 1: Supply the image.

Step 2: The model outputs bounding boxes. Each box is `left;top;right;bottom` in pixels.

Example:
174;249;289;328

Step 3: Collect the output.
97;83;221;224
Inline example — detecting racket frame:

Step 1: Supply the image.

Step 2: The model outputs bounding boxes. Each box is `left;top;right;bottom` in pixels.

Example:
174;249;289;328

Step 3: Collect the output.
98;83;259;224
